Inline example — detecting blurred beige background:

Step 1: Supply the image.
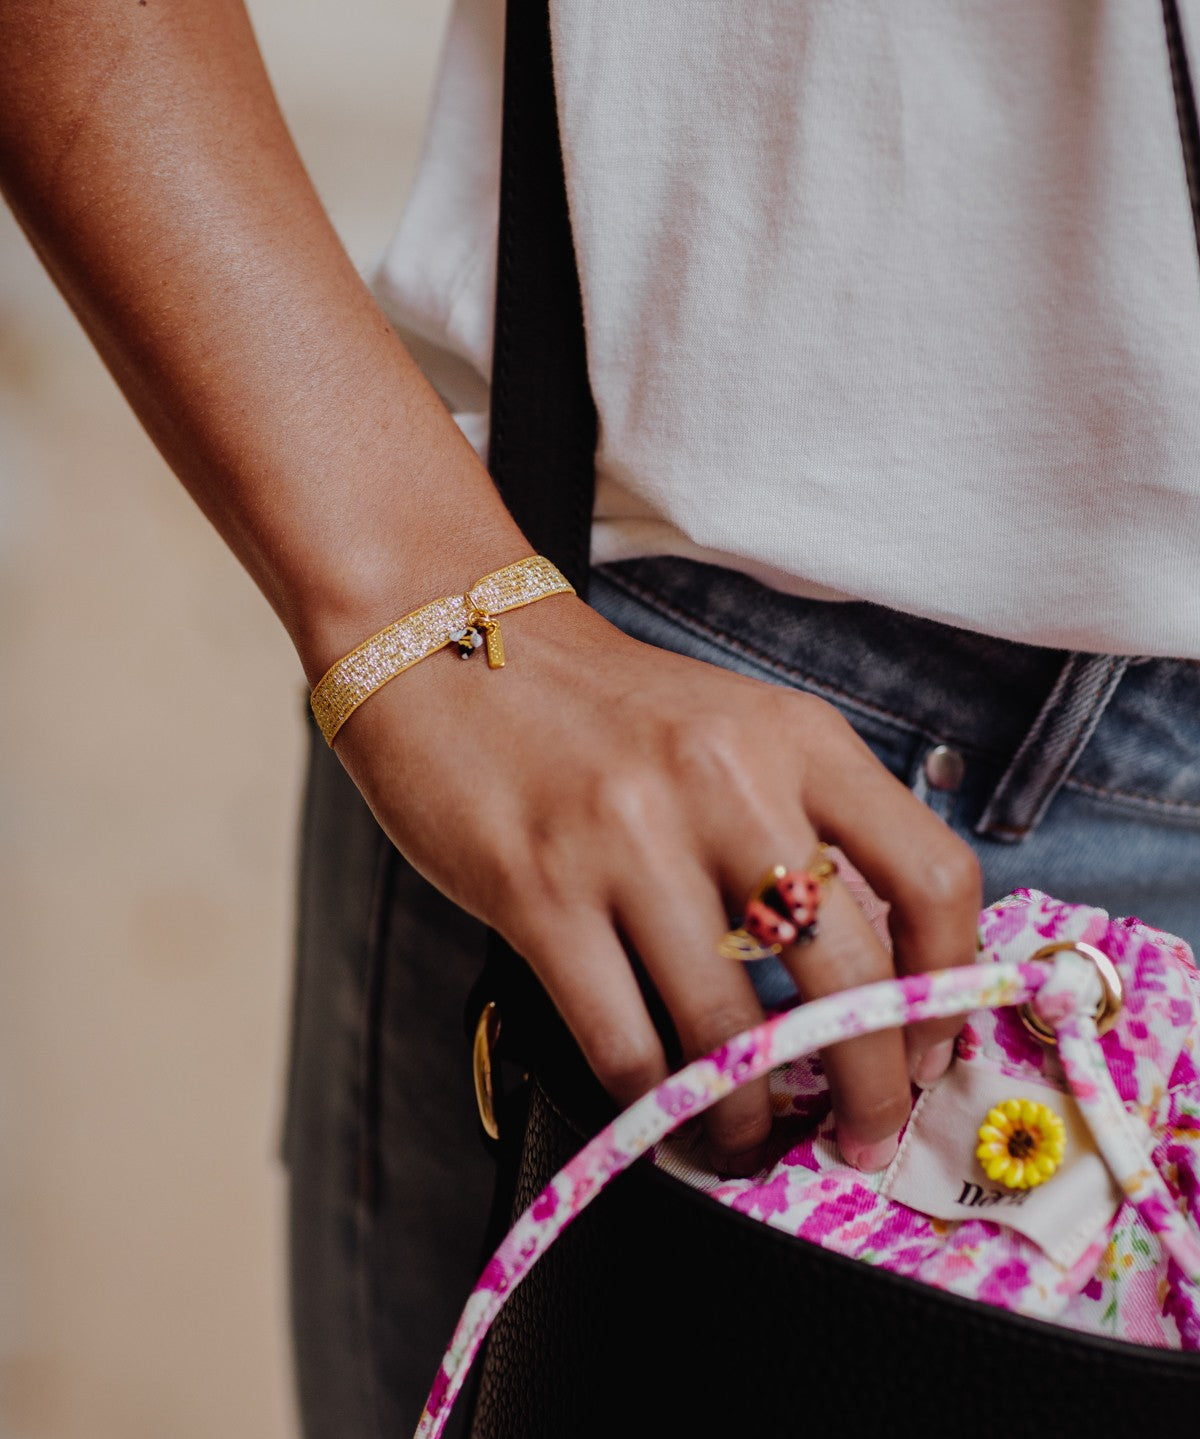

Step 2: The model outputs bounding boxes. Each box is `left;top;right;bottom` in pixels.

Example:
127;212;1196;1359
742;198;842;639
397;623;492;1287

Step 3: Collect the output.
0;3;453;1434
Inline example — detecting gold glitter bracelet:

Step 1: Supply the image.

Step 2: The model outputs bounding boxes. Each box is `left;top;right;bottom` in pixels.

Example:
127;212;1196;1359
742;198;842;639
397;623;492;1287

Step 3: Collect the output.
309;554;575;746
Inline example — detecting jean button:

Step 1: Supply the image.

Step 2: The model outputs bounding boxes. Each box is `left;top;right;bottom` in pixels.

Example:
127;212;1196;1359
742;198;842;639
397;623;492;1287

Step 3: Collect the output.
923;743;965;792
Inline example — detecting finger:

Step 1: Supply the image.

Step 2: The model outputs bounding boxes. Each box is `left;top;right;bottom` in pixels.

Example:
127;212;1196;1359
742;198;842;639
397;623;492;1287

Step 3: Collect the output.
824;844;893;951
615;861;773;1177
708;813;912;1171
804;729;982;1086
780;877;914;1168
517;907;671;1109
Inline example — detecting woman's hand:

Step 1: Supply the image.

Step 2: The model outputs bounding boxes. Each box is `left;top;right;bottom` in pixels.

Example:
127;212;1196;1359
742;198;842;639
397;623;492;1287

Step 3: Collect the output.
332;593;983;1176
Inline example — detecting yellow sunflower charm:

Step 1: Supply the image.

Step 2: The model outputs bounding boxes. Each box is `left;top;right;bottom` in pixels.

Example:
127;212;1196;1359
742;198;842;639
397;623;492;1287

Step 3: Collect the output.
975;1098;1066;1190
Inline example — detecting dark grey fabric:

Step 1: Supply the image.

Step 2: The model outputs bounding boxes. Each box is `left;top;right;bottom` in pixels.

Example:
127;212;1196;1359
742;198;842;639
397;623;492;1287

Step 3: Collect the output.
283;728;493;1439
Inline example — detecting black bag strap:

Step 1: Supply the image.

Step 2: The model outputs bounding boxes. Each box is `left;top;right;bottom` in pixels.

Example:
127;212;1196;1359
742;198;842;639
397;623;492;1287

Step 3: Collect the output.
486;0;596;594
1164;0;1200;266
467;0;611;1150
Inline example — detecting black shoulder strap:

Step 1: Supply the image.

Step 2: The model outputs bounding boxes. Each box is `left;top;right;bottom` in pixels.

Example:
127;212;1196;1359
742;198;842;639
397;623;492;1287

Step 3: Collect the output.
468;0;609;1147
1164;0;1200;268
487;0;597;595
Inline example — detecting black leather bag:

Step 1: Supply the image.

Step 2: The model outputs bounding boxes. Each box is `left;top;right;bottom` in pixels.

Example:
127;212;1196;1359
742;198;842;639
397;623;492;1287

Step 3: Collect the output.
462;3;1200;1434
465;1047;1200;1439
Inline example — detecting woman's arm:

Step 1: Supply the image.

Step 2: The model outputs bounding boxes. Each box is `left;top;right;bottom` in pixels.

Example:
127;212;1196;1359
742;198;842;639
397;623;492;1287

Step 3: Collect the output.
0;0;525;674
0;0;982;1176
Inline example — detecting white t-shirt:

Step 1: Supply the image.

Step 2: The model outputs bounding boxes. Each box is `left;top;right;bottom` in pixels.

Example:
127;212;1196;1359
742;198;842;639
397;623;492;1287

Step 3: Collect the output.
374;0;1200;657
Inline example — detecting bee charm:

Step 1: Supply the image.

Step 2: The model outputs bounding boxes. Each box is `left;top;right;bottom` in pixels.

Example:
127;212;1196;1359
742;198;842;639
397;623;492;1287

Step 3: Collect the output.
450;626;485;659
449;613;506;668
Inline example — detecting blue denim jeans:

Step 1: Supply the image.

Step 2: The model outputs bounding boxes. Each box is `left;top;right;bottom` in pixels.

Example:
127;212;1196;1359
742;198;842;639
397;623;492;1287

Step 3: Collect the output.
283;555;1200;1439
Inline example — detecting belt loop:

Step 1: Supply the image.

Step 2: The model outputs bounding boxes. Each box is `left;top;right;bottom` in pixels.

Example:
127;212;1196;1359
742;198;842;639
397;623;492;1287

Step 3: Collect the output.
974;653;1131;843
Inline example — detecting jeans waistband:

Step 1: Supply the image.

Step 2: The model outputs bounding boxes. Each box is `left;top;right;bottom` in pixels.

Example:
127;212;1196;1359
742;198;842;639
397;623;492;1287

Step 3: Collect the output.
593;556;1200;841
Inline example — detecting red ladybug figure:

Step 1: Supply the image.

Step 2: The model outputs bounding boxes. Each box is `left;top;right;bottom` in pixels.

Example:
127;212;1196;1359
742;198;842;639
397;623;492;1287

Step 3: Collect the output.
721;853;834;961
742;898;798;951
777;870;821;929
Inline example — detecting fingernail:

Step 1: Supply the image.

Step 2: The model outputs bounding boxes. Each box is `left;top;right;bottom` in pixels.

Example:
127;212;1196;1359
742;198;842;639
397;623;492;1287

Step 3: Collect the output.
911;1039;955;1088
711;1145;766;1178
840;1131;900;1173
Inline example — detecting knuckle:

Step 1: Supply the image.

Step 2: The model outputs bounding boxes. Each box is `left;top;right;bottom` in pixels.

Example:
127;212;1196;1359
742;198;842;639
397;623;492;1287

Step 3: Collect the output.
784;689;851;741
685;1001;762;1059
587;768;662;837
587;1026;663;1101
914;840;983;913
666;712;746;784
781;694;870;780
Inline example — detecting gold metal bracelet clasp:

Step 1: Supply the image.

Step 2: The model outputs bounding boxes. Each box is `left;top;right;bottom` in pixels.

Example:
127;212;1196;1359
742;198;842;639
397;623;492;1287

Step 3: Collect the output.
1018;940;1124;1046
476;613;505;669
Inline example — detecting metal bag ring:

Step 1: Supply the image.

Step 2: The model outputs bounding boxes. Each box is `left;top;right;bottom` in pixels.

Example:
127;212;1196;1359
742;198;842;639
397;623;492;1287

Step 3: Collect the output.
1019;939;1124;1046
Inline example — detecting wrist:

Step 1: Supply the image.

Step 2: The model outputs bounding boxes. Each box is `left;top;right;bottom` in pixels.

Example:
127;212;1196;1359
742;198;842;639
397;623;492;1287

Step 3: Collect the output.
307;553;578;745
325;586;609;776
280;507;532;689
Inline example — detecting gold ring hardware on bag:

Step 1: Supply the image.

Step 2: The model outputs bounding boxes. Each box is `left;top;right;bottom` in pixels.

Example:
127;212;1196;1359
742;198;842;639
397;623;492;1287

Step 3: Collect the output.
1018;940;1124;1046
472;1001;502;1141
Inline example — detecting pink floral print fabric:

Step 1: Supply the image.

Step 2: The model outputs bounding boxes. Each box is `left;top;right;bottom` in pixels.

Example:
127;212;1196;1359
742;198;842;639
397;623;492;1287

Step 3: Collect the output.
683;892;1200;1346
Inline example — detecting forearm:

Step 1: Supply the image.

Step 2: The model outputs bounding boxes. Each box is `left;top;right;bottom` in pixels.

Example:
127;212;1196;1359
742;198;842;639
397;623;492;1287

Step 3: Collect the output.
0;0;525;680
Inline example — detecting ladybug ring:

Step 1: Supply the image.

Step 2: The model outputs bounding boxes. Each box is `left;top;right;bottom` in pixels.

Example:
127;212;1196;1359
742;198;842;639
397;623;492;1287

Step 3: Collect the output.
718;845;838;962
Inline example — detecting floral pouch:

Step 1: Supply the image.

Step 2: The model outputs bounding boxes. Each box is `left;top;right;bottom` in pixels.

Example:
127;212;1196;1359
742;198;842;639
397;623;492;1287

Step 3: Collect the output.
415;889;1200;1437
